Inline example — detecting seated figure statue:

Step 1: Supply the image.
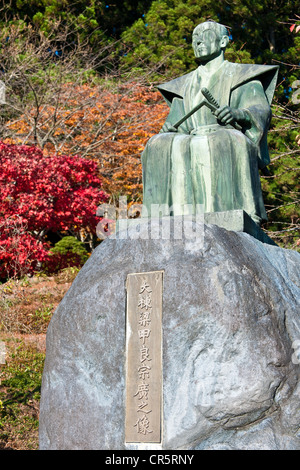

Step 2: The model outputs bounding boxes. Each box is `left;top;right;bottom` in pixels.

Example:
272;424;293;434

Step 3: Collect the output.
141;21;278;225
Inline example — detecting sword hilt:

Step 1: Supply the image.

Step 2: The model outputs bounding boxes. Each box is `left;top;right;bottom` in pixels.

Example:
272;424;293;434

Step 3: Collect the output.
201;87;242;131
201;87;220;109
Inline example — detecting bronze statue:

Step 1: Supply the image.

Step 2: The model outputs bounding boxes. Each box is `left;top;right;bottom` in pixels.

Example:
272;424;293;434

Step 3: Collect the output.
141;21;278;225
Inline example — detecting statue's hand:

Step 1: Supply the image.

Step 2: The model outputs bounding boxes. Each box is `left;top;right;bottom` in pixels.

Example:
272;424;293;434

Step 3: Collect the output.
161;122;178;133
214;106;248;126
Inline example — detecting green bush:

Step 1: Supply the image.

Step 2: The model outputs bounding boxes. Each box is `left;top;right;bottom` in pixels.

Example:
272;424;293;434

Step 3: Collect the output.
49;236;90;271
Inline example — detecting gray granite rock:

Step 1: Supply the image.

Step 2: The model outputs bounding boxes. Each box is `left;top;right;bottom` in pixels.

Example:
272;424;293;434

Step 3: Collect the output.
39;220;300;449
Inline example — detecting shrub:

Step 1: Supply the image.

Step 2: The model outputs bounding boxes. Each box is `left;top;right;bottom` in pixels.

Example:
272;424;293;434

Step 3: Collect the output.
48;236;90;272
0;142;108;279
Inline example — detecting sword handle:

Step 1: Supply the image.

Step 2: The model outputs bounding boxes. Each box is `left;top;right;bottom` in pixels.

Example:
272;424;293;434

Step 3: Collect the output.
201;87;220;109
202;87;243;131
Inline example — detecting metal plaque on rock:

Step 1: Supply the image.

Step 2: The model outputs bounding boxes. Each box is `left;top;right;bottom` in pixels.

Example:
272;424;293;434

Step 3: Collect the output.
125;270;164;443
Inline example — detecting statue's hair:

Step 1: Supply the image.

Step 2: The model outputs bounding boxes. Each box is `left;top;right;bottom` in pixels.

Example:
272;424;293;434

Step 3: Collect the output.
193;21;229;39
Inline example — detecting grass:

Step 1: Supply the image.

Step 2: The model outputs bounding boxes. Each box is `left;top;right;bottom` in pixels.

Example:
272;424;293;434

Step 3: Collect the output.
0;267;79;450
0;338;44;450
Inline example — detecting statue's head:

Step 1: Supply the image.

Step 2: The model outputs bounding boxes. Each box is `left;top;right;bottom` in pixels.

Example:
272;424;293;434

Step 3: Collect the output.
192;21;230;62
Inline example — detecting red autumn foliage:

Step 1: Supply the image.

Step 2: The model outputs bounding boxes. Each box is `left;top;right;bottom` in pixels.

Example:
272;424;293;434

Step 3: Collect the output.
0;142;108;278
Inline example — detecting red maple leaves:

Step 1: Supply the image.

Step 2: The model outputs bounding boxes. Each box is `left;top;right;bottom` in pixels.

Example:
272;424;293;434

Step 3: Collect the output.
0;142;108;278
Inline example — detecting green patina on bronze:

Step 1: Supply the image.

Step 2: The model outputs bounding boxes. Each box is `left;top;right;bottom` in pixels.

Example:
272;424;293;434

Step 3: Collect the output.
141;21;278;225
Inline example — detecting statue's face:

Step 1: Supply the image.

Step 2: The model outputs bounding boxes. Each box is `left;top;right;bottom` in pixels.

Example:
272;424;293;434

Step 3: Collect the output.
192;26;222;61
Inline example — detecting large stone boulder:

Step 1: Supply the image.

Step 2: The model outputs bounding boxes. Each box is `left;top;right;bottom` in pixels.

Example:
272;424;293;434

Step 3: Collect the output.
39;220;300;450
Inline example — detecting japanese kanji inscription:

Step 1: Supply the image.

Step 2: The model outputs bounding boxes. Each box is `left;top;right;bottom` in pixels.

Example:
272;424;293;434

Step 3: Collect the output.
125;271;164;443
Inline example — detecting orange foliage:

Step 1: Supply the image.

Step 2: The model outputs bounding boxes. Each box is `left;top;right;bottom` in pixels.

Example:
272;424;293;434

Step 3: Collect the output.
6;83;169;202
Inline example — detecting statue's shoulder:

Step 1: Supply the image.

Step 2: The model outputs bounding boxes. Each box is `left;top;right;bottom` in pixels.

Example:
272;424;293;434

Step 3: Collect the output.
156;62;279;106
227;62;278;82
226;62;279;104
156;71;195;106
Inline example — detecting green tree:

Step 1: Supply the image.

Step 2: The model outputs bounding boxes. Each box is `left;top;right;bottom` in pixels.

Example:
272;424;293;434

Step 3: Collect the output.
0;0;153;40
261;21;300;248
0;0;104;44
120;0;298;79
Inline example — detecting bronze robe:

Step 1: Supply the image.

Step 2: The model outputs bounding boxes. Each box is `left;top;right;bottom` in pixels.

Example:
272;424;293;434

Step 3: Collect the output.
141;61;278;224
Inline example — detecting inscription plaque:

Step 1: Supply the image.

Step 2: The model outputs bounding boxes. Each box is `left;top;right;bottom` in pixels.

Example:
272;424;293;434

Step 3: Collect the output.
125;270;164;443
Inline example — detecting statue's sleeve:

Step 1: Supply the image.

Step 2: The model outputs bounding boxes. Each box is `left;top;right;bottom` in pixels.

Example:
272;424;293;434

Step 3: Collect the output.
230;80;272;168
159;97;189;133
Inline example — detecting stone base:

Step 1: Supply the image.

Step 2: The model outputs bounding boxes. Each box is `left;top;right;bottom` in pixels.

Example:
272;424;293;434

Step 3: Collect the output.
116;210;276;246
39;220;299;450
